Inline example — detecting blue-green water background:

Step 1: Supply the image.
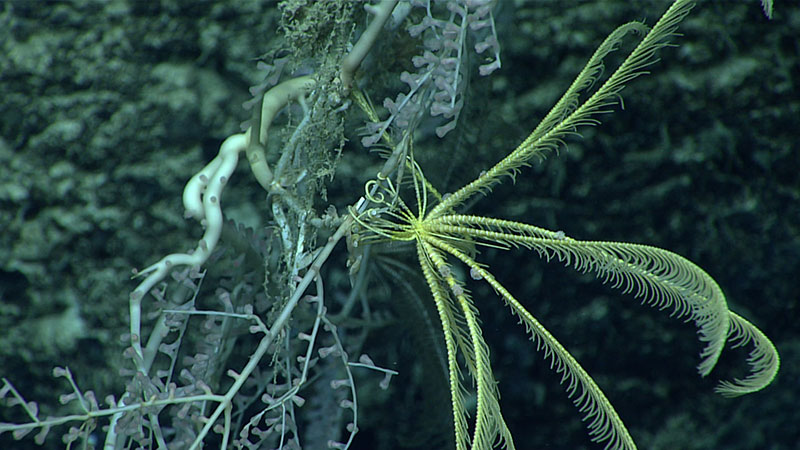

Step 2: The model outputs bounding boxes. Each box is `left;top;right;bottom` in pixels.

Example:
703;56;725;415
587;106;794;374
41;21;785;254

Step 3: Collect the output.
1;1;797;449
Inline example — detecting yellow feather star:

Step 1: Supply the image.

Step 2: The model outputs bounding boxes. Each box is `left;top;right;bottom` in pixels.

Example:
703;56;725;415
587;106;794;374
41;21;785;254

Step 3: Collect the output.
349;1;779;449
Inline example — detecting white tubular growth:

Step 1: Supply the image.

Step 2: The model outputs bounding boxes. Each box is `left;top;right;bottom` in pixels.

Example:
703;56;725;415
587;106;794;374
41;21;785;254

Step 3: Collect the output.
117;0;399;439
341;0;400;89
128;74;319;371
246;75;316;191
129;133;247;369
